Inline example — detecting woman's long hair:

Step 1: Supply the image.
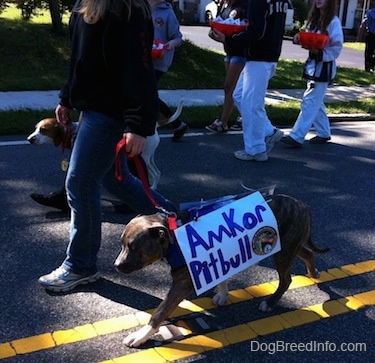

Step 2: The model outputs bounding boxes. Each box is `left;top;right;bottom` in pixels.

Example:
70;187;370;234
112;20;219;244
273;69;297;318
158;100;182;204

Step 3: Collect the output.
78;0;151;23
307;0;338;34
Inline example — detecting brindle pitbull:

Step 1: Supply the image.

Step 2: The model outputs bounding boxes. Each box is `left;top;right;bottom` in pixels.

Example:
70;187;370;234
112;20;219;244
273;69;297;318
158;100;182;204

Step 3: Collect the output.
115;194;329;347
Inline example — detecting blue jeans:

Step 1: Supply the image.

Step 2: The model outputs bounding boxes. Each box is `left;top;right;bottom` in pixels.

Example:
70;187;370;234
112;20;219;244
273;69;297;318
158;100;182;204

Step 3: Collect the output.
62;110;176;275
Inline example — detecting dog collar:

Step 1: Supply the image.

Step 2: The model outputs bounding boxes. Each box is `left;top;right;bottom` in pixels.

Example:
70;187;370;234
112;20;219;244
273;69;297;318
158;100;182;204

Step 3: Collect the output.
165;240;186;269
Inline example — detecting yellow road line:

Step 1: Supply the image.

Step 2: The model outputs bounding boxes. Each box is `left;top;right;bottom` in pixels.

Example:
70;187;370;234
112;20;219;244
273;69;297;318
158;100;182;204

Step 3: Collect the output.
102;290;375;363
0;260;373;360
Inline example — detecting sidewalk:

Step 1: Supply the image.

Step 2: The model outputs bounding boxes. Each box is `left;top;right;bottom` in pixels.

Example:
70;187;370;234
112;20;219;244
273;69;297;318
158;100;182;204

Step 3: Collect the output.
0;85;374;113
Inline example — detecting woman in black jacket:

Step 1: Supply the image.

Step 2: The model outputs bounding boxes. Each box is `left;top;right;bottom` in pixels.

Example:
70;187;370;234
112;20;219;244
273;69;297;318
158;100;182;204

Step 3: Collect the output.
38;0;176;292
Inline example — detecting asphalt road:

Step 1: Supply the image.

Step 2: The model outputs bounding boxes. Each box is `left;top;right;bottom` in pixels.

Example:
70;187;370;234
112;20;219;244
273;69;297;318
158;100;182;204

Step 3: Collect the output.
0;121;374;362
180;25;366;69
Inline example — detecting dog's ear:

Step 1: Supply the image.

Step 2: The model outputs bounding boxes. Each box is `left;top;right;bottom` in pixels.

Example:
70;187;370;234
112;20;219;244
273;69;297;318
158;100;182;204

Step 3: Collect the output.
149;226;171;250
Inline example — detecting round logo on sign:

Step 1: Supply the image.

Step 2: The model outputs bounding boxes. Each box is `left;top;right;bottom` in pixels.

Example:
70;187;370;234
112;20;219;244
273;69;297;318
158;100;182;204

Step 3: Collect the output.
252;227;278;255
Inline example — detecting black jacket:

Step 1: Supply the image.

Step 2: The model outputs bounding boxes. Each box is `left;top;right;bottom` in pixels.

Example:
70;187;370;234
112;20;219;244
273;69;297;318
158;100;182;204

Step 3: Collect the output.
59;0;158;137
226;0;288;62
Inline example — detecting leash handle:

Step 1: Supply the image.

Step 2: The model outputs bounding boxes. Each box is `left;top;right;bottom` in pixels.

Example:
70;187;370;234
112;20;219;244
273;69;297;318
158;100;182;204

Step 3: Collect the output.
115;138;161;208
61;124;72;153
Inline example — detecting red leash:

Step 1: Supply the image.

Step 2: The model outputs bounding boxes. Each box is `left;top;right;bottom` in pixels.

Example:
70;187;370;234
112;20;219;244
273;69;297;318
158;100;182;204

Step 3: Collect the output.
115;138;160;207
115;138;178;231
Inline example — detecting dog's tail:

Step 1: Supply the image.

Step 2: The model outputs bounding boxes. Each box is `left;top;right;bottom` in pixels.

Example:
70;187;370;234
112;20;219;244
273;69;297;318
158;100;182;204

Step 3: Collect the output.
158;99;184;127
306;236;330;254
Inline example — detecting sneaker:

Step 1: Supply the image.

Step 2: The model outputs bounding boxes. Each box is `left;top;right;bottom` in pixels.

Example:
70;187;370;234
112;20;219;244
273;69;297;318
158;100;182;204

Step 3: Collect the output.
309;136;331;144
206;119;228;133
230;117;242;131
265;128;284;153
280;135;303;148
172;122;188;142
30;189;69;212
234;149;268;161
38;266;100;292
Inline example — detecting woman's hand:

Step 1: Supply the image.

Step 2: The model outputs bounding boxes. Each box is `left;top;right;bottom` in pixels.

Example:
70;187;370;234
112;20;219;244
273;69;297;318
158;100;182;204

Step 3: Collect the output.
55;104;72;127
208;28;225;43
164;39;180;51
302;47;319;54
123;132;146;159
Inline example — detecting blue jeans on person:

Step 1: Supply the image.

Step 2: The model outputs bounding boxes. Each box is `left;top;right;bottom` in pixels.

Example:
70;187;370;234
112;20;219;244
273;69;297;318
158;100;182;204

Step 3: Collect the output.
62;110;177;276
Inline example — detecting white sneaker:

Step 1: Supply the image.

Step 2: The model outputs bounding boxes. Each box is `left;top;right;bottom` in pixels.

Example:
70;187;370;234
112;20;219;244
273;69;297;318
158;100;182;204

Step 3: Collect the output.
265;128;284;153
234;150;268;161
38;266;100;292
206;119;228;133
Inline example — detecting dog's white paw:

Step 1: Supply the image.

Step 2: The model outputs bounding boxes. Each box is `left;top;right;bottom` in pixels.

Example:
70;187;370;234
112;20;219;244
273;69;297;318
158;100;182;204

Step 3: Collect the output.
212;292;228;306
123;325;157;347
212;281;229;306
307;268;320;278
313;268;320;278
258;300;273;313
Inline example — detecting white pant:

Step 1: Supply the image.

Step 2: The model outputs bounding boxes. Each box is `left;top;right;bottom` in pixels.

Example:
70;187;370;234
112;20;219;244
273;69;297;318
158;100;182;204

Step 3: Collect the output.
233;61;277;155
289;81;330;143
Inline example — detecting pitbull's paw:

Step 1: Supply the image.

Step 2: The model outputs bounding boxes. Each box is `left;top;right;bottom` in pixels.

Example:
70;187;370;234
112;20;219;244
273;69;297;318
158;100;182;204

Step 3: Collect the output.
123;325;157;347
212;292;228;306
312;268;320;278
308;268;320;278
212;281;229;306
258;300;273;313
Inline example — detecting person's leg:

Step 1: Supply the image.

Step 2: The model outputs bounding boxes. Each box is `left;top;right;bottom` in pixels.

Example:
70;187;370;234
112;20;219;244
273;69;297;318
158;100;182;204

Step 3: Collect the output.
288;81;328;144
367;33;375;70
364;33;372;71
220;58;245;127
154;69;187;141
38;111;124;291
206;56;245;133
232;70;244;115
239;61;276;156
304;83;331;144
62;111;125;276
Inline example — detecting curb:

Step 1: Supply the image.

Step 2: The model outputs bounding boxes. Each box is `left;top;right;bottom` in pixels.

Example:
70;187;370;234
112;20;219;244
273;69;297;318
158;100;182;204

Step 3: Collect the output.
328;113;375;122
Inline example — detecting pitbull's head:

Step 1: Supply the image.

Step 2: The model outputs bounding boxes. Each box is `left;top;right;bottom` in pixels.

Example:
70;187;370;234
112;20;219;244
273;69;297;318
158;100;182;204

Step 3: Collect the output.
114;214;172;274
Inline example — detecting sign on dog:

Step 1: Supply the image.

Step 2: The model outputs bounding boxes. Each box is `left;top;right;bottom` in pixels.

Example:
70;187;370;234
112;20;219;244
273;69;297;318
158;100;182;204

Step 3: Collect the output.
175;192;281;295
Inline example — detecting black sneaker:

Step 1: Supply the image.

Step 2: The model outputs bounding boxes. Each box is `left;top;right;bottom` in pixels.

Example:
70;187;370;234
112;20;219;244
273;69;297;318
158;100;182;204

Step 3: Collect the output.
30;189;69;212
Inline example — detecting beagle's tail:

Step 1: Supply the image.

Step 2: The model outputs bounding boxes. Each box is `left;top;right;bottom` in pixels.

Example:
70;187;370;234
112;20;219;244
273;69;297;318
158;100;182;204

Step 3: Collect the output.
158;99;184;128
